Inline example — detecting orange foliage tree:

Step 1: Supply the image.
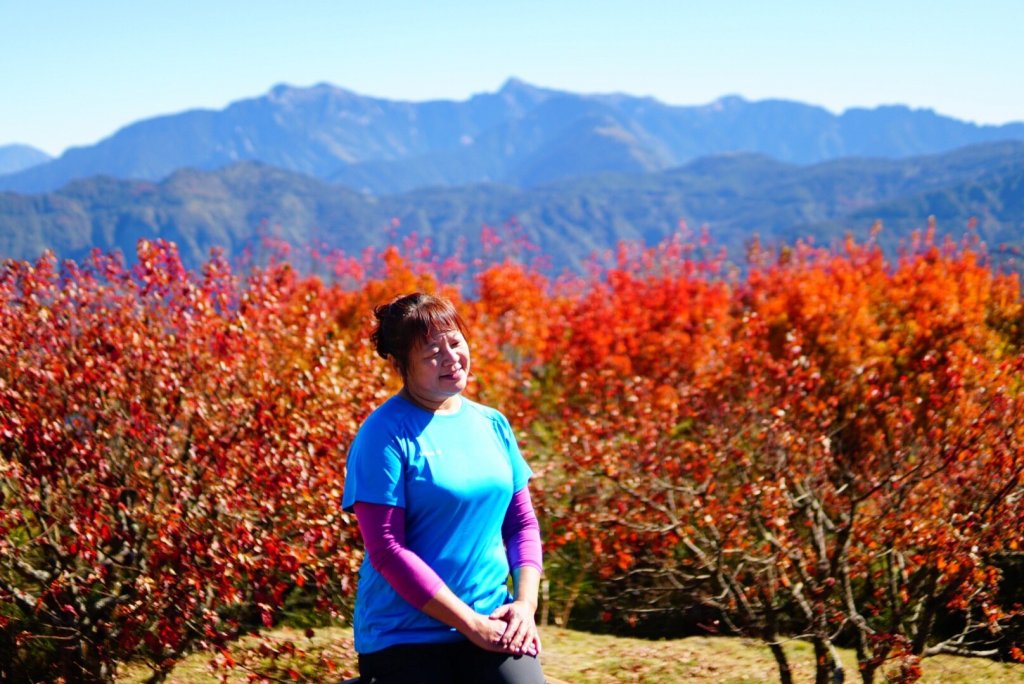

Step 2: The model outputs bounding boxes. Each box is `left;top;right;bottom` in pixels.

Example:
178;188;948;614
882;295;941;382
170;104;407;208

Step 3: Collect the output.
526;231;1024;684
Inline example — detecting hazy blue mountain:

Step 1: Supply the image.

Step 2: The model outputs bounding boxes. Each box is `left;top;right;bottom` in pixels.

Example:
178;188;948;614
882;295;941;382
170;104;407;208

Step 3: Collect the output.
3;141;1022;272
1;79;1022;194
0;144;52;175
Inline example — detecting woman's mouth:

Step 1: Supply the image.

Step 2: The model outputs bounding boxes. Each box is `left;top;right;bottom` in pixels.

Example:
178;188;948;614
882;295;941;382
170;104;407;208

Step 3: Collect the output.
442;367;465;381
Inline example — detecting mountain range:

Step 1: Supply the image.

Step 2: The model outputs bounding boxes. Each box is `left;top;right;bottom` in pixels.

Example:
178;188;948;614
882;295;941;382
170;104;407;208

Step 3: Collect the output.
3;141;1021;273
2;79;1023;196
1;80;1022;273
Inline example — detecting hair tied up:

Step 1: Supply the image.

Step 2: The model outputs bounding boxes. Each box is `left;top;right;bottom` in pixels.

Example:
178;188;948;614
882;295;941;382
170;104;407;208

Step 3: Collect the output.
369;293;468;377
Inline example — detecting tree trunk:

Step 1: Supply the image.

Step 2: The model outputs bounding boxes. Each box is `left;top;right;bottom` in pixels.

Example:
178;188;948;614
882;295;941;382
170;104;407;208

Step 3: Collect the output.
768;640;794;684
814;638;830;684
813;636;845;684
910;574;941;657
762;595;793;684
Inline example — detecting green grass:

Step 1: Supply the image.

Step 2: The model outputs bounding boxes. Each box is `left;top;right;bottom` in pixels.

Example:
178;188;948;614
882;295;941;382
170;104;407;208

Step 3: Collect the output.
117;625;1024;683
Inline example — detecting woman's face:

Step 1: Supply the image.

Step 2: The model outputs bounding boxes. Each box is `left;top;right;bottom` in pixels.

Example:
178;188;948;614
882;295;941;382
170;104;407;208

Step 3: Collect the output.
403;327;471;410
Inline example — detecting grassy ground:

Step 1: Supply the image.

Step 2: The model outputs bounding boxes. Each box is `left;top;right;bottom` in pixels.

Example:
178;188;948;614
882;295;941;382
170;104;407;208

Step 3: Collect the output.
117;624;1024;683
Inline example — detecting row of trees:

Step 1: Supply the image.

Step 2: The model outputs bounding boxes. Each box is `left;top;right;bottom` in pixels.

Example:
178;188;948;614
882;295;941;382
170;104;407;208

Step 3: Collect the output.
2;229;1023;682
509;232;1024;683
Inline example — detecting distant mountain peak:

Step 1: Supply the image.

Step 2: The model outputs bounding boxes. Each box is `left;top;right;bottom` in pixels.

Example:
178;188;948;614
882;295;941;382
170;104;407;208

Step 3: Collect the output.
496;77;558;105
266;81;358;104
706;95;748;111
0;144;52;176
499;77;538;93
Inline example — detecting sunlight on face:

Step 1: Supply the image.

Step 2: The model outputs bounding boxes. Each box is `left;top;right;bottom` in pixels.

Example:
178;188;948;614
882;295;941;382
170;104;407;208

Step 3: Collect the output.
403;327;471;411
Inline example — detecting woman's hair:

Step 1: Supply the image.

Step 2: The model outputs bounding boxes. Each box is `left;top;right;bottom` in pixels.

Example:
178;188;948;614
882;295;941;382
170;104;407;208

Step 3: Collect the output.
371;292;468;377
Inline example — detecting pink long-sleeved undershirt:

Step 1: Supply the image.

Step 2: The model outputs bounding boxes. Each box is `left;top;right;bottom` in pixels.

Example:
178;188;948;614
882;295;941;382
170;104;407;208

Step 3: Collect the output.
354;487;542;610
500;488;544;573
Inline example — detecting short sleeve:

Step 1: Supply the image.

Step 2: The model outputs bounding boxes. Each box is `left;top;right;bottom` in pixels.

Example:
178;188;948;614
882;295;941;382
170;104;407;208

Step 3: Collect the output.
492;412;532;492
342;424;406;512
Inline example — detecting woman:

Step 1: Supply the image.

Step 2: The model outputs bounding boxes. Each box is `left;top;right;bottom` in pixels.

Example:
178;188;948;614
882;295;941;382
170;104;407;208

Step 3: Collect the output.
342;292;546;683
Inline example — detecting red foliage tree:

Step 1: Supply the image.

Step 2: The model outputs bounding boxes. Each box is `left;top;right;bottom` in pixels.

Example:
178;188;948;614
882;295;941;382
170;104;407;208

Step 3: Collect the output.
0;242;379;681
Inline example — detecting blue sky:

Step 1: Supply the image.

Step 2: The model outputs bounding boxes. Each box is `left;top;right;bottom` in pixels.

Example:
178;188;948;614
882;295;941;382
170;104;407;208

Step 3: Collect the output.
3;0;1022;156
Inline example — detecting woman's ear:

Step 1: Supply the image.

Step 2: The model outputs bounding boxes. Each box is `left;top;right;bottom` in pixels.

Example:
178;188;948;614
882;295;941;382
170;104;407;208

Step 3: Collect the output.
387;353;403;377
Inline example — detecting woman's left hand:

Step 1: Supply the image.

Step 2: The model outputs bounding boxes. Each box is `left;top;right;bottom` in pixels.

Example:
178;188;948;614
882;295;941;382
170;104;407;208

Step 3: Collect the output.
489;600;541;657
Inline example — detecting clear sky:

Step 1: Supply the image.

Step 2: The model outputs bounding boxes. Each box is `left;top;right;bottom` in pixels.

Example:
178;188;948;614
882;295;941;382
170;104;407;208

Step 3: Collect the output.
3;0;1022;156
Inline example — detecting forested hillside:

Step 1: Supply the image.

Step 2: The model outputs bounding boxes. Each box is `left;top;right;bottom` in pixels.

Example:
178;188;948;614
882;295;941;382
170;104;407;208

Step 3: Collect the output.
2;141;1022;272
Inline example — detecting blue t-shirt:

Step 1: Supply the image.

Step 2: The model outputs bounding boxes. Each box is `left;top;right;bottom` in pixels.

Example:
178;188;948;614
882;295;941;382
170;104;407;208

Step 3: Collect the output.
342;394;533;654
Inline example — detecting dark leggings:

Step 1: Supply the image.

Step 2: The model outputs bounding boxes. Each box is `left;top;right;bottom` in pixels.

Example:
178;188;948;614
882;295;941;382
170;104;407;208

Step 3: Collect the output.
358;640;546;684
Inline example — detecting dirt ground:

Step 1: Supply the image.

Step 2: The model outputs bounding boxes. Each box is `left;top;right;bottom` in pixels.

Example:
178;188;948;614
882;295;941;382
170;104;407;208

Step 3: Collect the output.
118;624;1024;683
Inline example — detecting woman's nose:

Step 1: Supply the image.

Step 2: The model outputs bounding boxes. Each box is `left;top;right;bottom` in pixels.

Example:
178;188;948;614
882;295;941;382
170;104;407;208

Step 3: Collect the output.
441;344;459;365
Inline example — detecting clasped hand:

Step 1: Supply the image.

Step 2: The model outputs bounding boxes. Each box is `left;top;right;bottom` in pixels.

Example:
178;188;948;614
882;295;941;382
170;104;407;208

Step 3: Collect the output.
470;600;541;657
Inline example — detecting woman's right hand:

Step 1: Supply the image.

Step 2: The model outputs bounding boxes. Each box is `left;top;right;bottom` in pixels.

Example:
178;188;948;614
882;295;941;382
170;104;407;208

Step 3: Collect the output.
465;613;534;655
421;586;537;656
